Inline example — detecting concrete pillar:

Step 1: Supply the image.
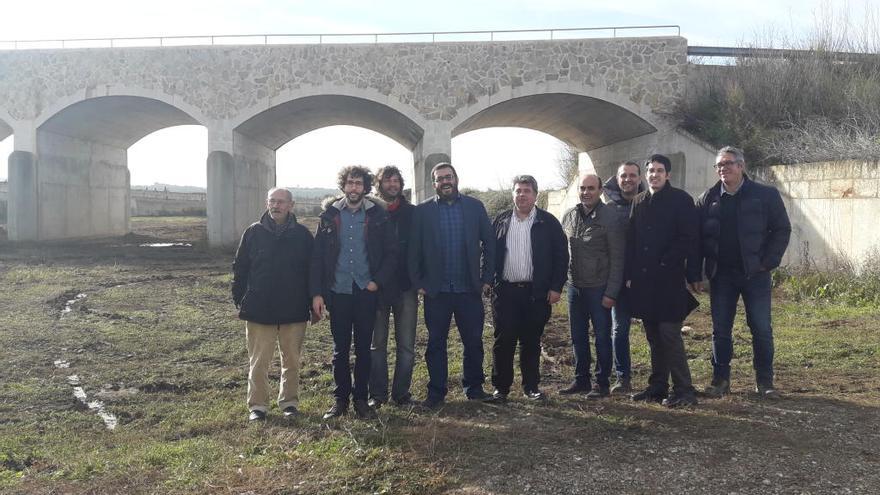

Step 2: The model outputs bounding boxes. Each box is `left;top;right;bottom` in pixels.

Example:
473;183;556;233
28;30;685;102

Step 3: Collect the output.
7;150;38;241
232;131;275;243
34;130;129;240
206;150;236;247
412;122;453;203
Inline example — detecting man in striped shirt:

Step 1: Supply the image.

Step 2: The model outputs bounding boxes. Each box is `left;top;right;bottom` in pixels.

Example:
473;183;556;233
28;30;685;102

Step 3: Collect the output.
490;175;568;401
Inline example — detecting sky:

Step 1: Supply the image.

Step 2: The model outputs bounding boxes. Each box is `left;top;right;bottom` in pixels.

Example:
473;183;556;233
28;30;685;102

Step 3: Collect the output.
1;0;877;190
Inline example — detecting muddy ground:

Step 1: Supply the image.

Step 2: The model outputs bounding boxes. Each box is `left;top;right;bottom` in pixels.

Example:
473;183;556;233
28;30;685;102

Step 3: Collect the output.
0;217;878;494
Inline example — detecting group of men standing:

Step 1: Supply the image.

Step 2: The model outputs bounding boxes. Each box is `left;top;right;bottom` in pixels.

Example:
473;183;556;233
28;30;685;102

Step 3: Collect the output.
232;144;791;421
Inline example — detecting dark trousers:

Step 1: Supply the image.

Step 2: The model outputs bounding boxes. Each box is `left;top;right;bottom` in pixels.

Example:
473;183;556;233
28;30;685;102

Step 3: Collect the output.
424;291;485;401
329;287;378;403
491;282;551;393
643;320;695;397
710;270;774;386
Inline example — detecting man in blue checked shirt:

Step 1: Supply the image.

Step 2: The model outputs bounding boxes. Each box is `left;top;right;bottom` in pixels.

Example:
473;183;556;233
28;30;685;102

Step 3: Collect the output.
409;162;496;409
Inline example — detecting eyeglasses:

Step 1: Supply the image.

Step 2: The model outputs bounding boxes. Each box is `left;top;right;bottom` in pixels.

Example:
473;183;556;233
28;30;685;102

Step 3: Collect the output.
433;174;455;183
715;160;741;170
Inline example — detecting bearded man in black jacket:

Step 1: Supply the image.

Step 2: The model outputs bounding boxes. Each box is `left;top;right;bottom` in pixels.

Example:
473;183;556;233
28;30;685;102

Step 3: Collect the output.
232;187;314;422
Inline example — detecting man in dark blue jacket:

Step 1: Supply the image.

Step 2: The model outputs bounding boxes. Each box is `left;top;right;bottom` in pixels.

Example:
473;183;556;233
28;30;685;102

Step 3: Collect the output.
409;162;496;408
232;187;314;421
692;146;791;399
490;175;568;401
310;166;397;420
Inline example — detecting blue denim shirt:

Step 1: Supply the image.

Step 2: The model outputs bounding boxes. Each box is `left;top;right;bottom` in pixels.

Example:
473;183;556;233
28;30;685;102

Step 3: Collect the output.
332;201;372;294
438;195;470;293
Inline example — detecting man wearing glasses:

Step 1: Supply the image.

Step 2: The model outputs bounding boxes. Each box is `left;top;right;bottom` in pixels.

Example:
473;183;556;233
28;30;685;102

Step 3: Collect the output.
232;188;314;421
409;162;496;409
691;146;791;399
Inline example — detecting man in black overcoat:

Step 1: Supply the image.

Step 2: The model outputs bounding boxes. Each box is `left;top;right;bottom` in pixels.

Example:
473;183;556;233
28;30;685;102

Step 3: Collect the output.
625;154;701;408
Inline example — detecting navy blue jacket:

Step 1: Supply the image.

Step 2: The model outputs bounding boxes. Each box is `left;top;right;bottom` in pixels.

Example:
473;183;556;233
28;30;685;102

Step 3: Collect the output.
695;176;791;279
408;194;495;297
492;208;569;300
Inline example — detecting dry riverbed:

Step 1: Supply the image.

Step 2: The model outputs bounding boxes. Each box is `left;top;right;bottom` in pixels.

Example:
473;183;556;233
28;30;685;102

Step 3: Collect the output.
0;217;878;494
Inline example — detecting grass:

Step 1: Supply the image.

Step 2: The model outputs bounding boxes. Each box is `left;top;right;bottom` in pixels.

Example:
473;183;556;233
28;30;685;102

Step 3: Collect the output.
0;217;879;493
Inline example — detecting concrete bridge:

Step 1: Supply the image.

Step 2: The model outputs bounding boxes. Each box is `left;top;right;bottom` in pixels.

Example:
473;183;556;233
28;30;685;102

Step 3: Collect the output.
0;33;717;246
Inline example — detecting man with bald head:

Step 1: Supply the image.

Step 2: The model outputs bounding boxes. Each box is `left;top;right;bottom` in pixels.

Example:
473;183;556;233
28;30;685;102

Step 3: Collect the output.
232;187;314;421
560;173;625;399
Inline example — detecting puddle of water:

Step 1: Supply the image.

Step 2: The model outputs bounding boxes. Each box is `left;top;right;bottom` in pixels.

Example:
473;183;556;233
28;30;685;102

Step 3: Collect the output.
138;242;192;248
62;293;87;314
65;374;118;430
53;359;70;369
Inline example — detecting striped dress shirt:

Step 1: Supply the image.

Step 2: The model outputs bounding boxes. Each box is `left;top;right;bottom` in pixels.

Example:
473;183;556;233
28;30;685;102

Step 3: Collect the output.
502;207;536;282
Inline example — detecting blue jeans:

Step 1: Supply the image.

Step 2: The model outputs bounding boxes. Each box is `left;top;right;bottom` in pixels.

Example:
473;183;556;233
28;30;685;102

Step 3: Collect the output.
369;288;418;403
611;287;632;381
710;270;774;386
328;287;378;403
567;284;613;389
424;291;486;401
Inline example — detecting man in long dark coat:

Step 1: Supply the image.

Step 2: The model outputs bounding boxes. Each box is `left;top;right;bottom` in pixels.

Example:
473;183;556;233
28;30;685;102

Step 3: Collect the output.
625;154;701;408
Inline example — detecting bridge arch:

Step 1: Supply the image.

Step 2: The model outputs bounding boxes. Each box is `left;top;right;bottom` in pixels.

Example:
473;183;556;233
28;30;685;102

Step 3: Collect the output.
33;94;207;240
449;80;661;153
232;87;427;151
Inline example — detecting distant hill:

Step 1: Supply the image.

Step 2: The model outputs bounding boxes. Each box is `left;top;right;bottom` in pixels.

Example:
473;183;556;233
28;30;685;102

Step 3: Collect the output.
131;183;337;199
132;184;206;193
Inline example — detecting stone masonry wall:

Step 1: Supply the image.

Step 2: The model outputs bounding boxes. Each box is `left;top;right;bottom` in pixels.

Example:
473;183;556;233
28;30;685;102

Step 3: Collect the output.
0;37;686;123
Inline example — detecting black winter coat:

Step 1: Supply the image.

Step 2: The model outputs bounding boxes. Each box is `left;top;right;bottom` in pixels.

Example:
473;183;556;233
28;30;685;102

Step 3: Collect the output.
382;196;415;299
695;176;791;279
625;184;700;322
309;198;398;304
232;212;314;324
492;208;569;300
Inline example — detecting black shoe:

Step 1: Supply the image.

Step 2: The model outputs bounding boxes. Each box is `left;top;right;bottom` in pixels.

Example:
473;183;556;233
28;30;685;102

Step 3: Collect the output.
367;397;385;409
662;393;698;408
282;406;299;418
392;395;414;407
467;388;496;402
248;409;267;421
420;397;445;410
353;400;378;419
631;388;668;403
559;381;591;395
755;384;781;400
322;401;348;420
703;378;730;398
492;389;509;402
585;386;610;399
523;389;545;401
610;379;632;395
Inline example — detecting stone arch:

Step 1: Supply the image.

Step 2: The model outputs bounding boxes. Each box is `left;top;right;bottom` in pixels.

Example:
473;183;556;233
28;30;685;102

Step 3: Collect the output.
231;85;427;151
448;80;661;152
36;92;206;149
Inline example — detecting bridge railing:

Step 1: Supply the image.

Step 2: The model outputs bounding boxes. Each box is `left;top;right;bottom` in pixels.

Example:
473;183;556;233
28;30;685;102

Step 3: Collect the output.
0;25;681;50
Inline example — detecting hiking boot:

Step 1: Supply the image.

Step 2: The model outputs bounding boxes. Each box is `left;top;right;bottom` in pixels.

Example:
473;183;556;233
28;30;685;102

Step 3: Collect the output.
353;400;378;419
703;378;731;399
631;388;667;403
585;385;610;399
610;379;632;395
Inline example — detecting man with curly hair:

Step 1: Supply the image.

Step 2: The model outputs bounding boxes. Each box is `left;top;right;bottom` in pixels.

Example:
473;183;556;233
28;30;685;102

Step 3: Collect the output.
368;165;418;408
311;165;397;420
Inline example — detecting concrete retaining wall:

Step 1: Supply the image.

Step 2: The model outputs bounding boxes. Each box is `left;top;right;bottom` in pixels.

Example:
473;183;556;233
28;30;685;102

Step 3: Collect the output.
130;189;206;216
752;160;880;271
